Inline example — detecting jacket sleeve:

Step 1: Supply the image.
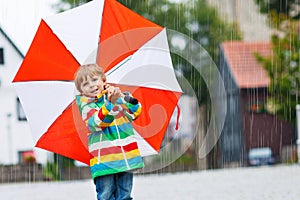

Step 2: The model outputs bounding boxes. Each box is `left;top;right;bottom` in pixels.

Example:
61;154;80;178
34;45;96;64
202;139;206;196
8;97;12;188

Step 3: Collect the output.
123;101;142;121
81;101;118;130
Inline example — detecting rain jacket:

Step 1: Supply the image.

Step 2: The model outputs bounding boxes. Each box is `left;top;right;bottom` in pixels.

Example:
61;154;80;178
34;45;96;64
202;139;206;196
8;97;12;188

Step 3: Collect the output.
75;93;144;179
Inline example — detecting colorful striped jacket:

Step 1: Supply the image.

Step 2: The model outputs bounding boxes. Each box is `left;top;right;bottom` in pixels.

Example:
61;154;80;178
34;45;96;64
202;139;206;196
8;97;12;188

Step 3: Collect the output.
75;93;144;178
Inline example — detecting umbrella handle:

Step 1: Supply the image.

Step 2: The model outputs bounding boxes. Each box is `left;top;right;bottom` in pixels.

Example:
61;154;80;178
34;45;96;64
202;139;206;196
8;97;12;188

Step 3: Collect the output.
123;95;138;105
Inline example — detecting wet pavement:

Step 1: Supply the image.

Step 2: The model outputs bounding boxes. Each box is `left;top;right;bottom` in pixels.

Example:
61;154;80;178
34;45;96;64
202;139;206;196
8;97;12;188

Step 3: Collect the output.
0;164;299;199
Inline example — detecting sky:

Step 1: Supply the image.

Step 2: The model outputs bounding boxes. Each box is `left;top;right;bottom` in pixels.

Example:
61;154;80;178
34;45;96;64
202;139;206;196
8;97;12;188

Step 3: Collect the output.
0;0;58;54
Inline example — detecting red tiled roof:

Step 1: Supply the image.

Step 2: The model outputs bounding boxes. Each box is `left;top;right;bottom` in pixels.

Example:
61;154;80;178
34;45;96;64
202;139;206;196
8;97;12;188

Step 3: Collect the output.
221;41;272;88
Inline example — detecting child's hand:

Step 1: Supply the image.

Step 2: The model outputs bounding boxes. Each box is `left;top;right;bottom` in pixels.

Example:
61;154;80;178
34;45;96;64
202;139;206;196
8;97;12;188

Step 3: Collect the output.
106;85;121;104
111;88;121;104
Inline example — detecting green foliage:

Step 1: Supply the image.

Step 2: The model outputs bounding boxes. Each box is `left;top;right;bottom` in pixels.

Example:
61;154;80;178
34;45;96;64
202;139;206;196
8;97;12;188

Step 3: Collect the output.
53;154;75;168
254;1;300;124
256;20;300;124
175;153;196;165
52;0;92;12
42;154;75;181
43;162;60;181
255;0;300;19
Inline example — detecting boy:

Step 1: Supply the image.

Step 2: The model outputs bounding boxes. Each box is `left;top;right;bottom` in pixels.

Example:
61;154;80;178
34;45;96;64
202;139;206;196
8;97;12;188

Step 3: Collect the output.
74;64;144;200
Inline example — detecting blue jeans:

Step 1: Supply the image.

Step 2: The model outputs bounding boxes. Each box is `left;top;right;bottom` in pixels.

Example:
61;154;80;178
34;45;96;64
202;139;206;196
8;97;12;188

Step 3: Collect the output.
94;172;133;200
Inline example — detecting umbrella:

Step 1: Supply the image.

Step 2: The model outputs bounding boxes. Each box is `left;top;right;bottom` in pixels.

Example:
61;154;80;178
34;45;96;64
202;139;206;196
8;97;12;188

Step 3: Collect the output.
12;0;182;165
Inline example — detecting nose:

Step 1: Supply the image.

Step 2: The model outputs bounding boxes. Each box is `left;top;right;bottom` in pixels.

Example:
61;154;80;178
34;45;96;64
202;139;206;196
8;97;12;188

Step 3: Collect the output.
90;83;96;89
87;82;95;89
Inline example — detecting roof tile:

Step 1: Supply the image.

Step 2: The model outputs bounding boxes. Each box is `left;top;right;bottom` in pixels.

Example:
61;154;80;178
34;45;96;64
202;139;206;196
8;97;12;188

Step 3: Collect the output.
221;41;271;88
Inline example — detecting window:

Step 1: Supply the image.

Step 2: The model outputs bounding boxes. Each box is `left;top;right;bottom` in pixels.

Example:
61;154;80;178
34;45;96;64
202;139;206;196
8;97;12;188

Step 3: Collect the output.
18;150;36;163
247;101;266;113
17;98;27;121
246;88;266;113
0;48;4;65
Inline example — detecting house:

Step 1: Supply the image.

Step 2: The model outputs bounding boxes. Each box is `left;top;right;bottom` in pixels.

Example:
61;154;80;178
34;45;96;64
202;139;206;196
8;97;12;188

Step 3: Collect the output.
218;41;295;165
0;26;47;164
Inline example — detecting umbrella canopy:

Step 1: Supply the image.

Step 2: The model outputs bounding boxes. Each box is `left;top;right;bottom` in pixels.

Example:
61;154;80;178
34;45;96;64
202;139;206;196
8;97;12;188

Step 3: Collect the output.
12;0;182;165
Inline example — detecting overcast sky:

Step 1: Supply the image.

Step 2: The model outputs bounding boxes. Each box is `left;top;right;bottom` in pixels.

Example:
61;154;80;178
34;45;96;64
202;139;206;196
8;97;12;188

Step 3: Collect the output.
0;0;58;54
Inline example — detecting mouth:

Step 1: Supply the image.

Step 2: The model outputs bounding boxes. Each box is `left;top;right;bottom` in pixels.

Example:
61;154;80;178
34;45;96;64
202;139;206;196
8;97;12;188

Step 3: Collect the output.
92;88;99;94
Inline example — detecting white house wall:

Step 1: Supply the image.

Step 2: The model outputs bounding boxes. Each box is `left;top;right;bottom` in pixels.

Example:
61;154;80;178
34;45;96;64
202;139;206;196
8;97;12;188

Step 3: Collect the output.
0;30;47;164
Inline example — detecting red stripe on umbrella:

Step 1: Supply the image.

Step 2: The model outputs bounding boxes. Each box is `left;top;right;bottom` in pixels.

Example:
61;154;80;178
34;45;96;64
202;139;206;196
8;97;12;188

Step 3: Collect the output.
13;20;79;82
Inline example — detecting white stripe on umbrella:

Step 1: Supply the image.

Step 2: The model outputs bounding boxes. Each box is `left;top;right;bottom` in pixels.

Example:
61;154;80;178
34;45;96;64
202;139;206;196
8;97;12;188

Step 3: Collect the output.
107;28;182;92
44;0;104;64
13;81;75;144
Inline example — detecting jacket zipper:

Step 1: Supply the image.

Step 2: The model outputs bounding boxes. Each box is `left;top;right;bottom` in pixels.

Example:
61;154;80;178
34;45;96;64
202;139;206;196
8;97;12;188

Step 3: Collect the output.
97;95;104;164
97;134;102;164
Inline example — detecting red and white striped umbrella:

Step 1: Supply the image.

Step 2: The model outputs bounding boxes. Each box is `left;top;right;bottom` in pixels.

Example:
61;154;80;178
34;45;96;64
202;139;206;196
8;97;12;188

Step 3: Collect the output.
12;0;182;165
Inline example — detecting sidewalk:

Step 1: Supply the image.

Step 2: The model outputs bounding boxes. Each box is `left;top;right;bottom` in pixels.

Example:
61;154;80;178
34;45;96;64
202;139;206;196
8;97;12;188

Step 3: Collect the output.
0;164;299;199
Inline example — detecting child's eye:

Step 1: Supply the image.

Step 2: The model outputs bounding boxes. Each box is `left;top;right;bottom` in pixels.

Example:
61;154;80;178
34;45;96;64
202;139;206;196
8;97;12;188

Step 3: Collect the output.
82;82;88;87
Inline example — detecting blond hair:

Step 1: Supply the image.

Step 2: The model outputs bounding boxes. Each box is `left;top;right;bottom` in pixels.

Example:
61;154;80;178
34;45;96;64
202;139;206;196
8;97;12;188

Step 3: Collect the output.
74;64;106;93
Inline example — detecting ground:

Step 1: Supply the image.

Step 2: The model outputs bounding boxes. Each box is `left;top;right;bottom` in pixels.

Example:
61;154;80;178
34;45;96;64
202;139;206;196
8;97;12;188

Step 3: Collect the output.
0;164;299;199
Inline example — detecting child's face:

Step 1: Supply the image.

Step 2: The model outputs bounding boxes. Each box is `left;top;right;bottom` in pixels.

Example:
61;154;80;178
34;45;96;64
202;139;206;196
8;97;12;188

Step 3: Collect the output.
80;75;105;98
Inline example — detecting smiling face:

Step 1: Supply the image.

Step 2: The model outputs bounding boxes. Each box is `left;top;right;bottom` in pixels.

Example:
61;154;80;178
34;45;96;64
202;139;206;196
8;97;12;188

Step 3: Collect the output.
74;64;107;98
80;75;105;98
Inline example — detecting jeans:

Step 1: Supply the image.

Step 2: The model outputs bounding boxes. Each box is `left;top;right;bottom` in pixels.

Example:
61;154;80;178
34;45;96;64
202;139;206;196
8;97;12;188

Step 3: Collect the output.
94;172;133;200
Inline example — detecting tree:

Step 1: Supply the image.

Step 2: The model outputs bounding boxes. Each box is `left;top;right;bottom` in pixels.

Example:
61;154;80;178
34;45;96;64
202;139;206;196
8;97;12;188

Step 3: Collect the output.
256;19;300;124
254;1;300;124
255;0;300;19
